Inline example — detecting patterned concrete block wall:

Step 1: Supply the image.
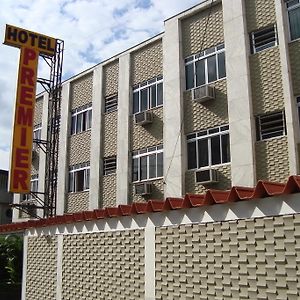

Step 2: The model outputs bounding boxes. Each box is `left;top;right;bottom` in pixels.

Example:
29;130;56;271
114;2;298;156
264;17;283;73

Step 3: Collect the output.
62;230;144;300
250;47;285;115
101;174;117;208
289;41;300;96
103;60;119;96
245;0;276;33
131;107;163;151
34;97;43;125
185;164;231;195
26;236;57;300
70;73;93;110
131;40;163;85
69;131;91;165
256;137;289;182
103;111;118;157
155;214;300;299
66;191;89;213
181;3;224;58
184;79;228;133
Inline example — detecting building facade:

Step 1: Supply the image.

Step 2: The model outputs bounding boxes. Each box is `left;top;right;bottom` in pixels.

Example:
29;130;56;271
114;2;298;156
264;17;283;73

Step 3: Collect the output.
0;170;13;224
12;0;300;221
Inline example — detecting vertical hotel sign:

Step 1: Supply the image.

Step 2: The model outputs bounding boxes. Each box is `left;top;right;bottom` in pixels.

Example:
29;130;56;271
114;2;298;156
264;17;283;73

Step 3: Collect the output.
3;25;57;193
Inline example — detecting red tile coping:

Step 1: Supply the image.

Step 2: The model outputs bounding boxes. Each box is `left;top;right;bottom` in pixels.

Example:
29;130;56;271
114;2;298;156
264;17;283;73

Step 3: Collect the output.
1;175;300;233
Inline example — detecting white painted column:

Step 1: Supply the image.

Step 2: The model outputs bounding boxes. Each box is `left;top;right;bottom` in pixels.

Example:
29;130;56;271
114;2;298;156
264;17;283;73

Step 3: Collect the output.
89;66;103;209
56;83;71;215
21;234;28;300
12;194;21;222
163;17;186;198
56;235;63;300
116;54;130;205
223;0;256;186
275;0;300;175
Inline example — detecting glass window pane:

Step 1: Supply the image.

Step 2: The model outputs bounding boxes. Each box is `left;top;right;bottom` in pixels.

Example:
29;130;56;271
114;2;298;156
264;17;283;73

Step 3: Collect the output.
218;51;226;79
151;85;156;108
140;156;148;180
207;55;217;83
68;173;73;192
185;63;194;90
196;59;206;86
76;170;84;192
85;169;90;190
71;116;76;134
211;136;221;165
157;152;163;177
198;139;209;167
132;158;139;181
76;113;82;133
187;141;197;169
289;8;300;40
221;134;230;163
87;110;92;129
82;111;87;131
157;83;163;106
133;92;139;114
141;88;148;112
149;154;156;178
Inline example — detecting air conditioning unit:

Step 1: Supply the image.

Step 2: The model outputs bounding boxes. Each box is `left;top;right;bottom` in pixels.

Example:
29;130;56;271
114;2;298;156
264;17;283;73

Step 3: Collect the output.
134;182;152;195
195;169;218;184
192;85;215;103
134;111;153;126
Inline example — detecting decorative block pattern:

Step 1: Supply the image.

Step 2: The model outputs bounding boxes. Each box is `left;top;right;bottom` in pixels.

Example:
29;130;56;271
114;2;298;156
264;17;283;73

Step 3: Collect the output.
289;40;300;96
184;79;228;134
62;230;144;299
130;178;164;203
70;73;93;110
131;107;163;151
155;214;300;299
34;97;43;125
245;0;276;33
26;236;57;300
250;47;284;115
185;164;231;195
69;130;91;165
103;60;119;96
101;174;117;208
103;111;118;157
131;40;163;85
66;191;89;213
256;136;289;182
182;3;224;58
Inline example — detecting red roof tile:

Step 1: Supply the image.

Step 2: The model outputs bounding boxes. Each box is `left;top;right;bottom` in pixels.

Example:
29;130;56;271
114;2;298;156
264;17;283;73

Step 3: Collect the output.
1;175;300;233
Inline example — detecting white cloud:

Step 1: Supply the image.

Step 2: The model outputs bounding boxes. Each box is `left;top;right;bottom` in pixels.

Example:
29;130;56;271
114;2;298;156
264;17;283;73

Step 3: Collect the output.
0;0;200;171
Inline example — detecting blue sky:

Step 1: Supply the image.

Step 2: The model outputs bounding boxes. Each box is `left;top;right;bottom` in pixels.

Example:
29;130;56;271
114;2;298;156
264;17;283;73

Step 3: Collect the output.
0;0;200;170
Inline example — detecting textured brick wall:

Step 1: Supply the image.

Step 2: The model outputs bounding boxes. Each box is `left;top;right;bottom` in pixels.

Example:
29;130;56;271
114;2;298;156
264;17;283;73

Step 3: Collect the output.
131;40;163;85
256;136;289;182
101;174;117;208
185;164;231;195
182;3;224;58
62;230;144;300
70;73;93;110
289;40;300;96
245;0;276;33
26;236;57;300
131;107;163;151
34;98;43;125
103;60;119;96
184;79;228;134
130;179;164;203
66;191;89;213
103;111;118;157
69;130;91;165
250;47;284;115
155;214;300;299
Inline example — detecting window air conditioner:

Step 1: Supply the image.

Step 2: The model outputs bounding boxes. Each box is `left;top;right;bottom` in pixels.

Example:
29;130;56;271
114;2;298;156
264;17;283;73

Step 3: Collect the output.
192;85;215;103
134;182;152;195
134;111;153;126
195;169;218;184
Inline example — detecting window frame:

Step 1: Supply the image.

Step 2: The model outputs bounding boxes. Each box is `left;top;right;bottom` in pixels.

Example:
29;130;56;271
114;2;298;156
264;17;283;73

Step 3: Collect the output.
33;124;42;141
286;0;300;41
184;44;226;90
132;145;163;182
250;25;278;54
104;94;118;113
187;125;230;171
23;175;39;201
70;103;92;135
103;156;117;175
68;162;90;193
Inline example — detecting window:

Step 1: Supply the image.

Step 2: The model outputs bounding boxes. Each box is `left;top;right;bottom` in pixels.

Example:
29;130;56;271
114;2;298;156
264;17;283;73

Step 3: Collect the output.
132;145;163;182
256;111;287;141
286;0;300;41
133;76;163;114
33;124;42;141
23;175;38;201
250;25;278;54
69;162;90;192
71;103;92;135
103;156;117;175
187;125;230;170
185;44;226;90
105;94;118;113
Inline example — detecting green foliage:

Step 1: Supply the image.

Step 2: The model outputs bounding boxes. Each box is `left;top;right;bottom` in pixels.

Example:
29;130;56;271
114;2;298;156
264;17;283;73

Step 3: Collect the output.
0;235;23;284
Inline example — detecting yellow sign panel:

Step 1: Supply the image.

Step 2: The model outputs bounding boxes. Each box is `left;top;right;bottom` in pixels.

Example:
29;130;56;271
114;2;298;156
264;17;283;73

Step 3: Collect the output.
4;25;57;193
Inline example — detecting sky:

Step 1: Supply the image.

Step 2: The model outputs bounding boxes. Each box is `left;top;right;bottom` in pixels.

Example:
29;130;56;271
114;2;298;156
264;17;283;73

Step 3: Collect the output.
0;0;201;171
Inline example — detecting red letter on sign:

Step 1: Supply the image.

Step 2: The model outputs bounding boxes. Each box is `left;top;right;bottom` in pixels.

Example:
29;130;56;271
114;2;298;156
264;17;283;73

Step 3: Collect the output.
19;86;33;105
12;169;28;190
15;148;30;168
23;48;37;65
20;66;35;86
